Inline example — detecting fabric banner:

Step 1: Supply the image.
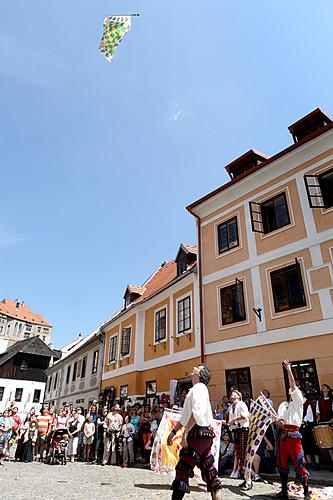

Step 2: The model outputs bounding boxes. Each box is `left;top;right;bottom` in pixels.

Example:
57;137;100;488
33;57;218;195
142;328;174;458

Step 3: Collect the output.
150;409;222;477
99;16;132;62
244;395;277;480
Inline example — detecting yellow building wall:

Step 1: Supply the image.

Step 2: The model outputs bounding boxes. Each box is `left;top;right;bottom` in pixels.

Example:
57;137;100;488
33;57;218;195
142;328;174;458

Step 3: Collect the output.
144;298;170;362
205;333;333;408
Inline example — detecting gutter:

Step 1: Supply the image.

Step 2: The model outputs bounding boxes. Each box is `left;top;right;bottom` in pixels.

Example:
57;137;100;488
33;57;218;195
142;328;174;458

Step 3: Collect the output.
186;210;205;363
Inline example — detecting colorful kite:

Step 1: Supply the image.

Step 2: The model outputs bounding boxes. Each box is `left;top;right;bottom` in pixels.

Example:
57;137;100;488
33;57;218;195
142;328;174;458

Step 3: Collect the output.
99;16;132;62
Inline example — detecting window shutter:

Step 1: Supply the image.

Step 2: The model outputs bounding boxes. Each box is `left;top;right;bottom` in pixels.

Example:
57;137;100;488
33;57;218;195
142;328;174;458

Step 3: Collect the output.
235;278;246;320
304;175;325;208
295;258;306;304
249;202;264;233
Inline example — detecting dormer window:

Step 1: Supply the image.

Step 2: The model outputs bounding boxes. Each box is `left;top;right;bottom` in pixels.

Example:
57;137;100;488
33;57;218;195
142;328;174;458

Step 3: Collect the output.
177;256;187;275
175;244;197;277
123;285;144;308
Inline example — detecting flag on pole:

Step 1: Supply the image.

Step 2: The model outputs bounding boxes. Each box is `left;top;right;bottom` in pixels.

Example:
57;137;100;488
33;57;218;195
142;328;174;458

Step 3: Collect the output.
243;396;277;480
99;16;132;62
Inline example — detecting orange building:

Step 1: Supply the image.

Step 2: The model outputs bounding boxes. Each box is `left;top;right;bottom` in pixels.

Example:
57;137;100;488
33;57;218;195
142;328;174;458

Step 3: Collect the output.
100;244;201;405
187;108;333;408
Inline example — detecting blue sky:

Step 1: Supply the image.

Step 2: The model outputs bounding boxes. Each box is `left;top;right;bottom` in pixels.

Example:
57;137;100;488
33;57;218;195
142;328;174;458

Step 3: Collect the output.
1;1;333;347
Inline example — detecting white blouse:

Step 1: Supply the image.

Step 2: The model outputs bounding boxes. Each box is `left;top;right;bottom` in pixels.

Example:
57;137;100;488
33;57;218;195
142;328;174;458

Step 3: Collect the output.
179;383;213;428
228;401;249;430
278;388;304;427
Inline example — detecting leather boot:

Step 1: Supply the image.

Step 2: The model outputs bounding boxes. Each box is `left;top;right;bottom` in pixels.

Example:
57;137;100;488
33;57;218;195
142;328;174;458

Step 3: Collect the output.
171;491;185;500
303;478;310;499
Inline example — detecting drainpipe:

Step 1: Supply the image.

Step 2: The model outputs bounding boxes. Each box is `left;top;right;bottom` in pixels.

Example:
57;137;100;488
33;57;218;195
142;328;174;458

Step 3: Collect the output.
188;210;205;363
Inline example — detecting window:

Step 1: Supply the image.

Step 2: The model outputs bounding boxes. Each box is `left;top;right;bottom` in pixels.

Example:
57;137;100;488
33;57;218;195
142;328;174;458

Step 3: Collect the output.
271;262;306;313
220;279;246;325
15;388;23;402
217;216;239;253
42;336;46;342
261;193;290;233
48;376;52;391
33;389;41;403
283;359;319;400
72;362;78;382
53;373;58;390
43;328;49;334
121;327;131;356
26;324;32;332
226;367;252;401
81;356;87;378
109;336;117;363
304;168;333;209
155;308;167;342
92;350;99;374
177;256;187;276
120;385;128;400
249;192;290;234
0;386;4;401
177;296;191;335
24;332;30;339
38;327;41;333
66;366;71;385
0;326;3;334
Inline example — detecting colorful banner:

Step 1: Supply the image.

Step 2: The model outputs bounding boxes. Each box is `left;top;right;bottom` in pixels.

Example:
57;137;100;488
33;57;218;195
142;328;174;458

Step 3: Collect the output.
99;16;132;62
244;395;277;480
150;409;222;477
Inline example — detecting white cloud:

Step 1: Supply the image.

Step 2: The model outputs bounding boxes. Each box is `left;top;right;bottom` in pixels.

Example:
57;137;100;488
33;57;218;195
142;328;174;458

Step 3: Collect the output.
0;34;67;89
0;225;27;248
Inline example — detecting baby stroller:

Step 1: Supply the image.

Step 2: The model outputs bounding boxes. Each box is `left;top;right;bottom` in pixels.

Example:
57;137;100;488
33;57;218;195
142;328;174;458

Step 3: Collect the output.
48;429;68;465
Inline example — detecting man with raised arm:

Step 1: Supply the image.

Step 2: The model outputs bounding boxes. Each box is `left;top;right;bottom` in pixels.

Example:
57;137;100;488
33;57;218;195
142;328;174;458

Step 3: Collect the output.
273;359;310;499
167;364;223;500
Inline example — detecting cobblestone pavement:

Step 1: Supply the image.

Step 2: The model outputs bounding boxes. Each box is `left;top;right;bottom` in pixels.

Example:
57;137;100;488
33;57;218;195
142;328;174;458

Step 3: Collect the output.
1;461;328;500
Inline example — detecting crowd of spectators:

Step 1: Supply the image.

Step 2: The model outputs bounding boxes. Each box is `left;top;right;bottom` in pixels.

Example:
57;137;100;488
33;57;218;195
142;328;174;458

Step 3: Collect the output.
0;384;332;477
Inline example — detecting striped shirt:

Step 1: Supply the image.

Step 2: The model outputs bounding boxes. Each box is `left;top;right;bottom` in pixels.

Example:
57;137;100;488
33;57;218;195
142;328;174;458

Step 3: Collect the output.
37;415;51;436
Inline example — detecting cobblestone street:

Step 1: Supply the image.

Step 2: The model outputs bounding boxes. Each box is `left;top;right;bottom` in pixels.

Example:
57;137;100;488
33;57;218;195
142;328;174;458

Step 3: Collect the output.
0;462;277;499
1;462;330;500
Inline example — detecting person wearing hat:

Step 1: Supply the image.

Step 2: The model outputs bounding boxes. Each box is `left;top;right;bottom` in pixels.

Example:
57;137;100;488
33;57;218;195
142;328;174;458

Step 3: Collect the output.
167;364;223;500
103;404;123;465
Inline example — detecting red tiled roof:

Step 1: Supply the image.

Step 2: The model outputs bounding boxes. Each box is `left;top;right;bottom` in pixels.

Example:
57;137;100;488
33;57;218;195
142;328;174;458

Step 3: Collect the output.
0;299;51;327
127;285;144;295
181;243;197;255
134;261;178;303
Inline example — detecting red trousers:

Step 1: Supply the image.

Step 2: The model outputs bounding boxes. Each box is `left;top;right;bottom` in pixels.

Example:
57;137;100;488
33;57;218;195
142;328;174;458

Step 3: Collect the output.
277;433;309;481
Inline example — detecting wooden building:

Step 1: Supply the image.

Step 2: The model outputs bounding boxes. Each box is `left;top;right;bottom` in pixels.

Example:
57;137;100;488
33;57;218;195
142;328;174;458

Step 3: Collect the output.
0;336;60;413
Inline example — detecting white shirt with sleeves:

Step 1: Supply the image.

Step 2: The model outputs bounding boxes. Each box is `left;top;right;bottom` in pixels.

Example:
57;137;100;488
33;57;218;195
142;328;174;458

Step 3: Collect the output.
228;401;249;430
179;383;213;428
278;388;304;427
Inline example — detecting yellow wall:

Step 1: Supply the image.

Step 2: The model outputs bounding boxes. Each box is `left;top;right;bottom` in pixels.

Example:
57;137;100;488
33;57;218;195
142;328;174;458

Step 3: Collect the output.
144;298;170;362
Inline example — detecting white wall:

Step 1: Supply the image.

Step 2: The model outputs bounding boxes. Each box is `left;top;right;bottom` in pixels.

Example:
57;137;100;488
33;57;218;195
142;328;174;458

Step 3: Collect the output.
0;377;45;416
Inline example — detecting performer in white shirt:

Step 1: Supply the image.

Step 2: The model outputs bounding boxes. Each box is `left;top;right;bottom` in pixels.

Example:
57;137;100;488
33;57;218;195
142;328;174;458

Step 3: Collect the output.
167;364;223;500
227;390;249;479
273;360;310;499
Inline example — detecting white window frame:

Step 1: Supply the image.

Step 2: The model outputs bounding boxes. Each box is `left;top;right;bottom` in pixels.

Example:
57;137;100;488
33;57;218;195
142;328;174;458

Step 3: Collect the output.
216;276;250;330
120;326;132;359
176;292;193;337
108;334;118;364
214;211;243;259
153;304;168;345
265;257;312;320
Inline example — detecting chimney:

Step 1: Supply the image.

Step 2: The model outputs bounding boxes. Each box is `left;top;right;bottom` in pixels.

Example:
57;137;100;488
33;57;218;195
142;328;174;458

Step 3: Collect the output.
288;108;332;143
225;150;269;180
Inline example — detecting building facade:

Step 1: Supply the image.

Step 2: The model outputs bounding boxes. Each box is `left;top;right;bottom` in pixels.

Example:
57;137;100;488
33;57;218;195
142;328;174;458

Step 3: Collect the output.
0;336;59;414
187;108;333;407
44;331;103;411
100;244;201;406
0;299;52;353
